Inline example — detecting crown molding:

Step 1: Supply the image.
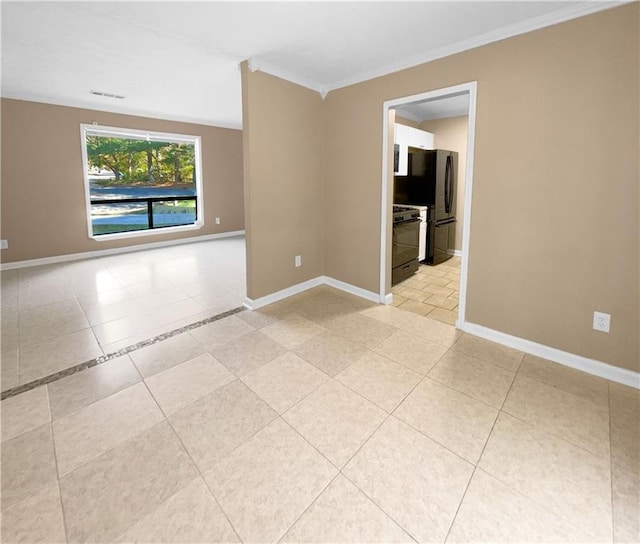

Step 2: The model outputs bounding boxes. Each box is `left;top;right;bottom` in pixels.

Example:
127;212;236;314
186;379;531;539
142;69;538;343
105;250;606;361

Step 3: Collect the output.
323;1;626;94
247;56;326;96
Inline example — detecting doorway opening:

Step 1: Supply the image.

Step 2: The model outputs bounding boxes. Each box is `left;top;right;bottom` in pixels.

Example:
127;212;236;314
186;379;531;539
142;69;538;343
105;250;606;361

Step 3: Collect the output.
380;82;477;329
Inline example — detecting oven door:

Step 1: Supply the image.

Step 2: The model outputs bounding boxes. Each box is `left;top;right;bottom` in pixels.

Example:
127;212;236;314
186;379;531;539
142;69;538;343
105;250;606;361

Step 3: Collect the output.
392;218;420;268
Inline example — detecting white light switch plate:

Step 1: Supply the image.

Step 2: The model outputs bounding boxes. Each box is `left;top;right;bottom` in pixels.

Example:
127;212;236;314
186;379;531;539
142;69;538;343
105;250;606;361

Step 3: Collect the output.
0;240;8;250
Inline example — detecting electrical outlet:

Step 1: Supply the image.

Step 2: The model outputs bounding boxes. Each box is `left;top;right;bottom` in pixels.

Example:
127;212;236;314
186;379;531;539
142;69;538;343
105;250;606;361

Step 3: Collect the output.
593;311;611;333
0;240;7;250
295;255;302;268
215;217;221;225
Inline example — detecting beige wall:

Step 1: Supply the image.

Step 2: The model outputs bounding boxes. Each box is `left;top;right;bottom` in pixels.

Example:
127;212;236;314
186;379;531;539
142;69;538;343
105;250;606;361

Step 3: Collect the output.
321;4;638;371
241;63;325;300
0;99;244;263
420;116;468;252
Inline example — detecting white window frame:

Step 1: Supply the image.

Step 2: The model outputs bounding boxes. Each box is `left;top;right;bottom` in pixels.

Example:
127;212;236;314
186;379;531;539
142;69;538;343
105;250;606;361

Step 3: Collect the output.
80;123;204;241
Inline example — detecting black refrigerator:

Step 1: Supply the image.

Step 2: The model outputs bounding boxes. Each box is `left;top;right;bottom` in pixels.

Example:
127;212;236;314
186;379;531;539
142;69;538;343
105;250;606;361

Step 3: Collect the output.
394;149;458;265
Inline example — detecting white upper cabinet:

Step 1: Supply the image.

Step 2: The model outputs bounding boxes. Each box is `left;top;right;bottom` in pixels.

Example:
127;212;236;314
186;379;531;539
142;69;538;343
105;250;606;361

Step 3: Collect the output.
406;126;434;150
394;124;409;176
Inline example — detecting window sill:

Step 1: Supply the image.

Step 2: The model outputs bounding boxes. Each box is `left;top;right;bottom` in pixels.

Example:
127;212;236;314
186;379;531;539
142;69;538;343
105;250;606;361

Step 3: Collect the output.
90;222;203;242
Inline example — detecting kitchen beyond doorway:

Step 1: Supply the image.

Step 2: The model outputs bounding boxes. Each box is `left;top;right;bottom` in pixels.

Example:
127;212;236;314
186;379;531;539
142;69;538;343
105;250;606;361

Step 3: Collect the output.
391;256;461;325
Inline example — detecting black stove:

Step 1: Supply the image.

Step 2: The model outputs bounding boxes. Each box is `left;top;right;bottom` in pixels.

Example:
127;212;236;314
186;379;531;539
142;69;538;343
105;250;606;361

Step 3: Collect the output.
393;205;420;224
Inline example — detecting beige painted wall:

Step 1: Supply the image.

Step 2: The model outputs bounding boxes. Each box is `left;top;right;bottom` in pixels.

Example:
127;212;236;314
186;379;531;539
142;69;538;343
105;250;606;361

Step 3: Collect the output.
322;5;638;371
1;99;244;263
241;63;325;300
420;116;468;252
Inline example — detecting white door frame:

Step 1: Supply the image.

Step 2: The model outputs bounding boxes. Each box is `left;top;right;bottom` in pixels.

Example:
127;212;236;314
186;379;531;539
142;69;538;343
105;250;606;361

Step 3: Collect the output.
380;81;478;328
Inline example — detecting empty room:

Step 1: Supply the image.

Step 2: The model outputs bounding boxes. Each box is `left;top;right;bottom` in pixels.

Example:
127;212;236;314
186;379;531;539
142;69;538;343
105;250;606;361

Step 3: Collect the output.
1;2;638;543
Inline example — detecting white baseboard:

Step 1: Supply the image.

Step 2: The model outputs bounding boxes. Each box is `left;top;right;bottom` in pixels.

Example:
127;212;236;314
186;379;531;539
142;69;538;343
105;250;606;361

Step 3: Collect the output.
322;276;382;304
461;321;640;389
0;231;245;271
244;277;325;310
446;249;463;257
244;275;385;310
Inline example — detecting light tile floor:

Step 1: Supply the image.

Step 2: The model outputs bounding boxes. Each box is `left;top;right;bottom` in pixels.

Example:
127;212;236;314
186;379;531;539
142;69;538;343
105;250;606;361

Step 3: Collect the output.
1;282;638;543
1;236;246;391
392;257;461;325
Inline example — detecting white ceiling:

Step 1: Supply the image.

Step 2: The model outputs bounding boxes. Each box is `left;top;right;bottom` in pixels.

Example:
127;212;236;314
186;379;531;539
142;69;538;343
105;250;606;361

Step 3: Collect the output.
395;93;470;123
1;1;622;129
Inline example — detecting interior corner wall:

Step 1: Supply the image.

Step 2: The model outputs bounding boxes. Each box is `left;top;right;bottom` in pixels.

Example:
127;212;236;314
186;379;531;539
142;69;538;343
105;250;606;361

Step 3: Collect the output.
419;116;468;252
323;4;639;372
0;99;244;263
240;64;325;300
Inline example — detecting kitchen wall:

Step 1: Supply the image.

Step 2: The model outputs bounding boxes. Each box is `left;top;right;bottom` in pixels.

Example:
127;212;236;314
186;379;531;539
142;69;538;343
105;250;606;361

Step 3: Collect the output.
420;116;468;252
321;4;638;372
241;63;325;300
0;99;244;263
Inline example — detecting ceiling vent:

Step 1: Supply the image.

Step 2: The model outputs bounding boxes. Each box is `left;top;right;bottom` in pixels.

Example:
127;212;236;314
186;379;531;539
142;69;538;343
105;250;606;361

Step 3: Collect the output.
90;90;125;99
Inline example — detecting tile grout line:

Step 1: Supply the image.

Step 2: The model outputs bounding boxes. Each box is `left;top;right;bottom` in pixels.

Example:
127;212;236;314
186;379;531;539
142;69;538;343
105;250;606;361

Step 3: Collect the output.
1;306;246;401
134;376;245;544
457;354;603;541
46;386;71;544
440;349;523;543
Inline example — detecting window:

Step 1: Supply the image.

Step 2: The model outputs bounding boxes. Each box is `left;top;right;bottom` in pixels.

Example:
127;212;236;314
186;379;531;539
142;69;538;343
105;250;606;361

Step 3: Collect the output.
81;124;203;240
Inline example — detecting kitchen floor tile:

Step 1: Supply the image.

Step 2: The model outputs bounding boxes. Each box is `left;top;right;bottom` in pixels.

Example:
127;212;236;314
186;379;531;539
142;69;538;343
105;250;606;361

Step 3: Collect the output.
426;307;458;325
502;374;610;458
518;354;609;405
1;385;50;442
447;469;591;543
241;352;328;414
203;418;337;543
52;382;164;476
47;355;140;420
478;412;612;541
343;416;473;543
281;475;413;543
0;483;66;544
373;329;448;374
335;352;422;412
453;333;524;372
59;422;198;543
169;380;277;472
114;477;239;543
394;378;498;464
261;312;326;349
293;331;368;377
423;294;458;310
283;380;387;468
428;348;515;408
145;352;236;415
128;332;206;378
1;424;58;511
323;313;397;349
402;315;461;347
396;298;436;316
209;330;287;376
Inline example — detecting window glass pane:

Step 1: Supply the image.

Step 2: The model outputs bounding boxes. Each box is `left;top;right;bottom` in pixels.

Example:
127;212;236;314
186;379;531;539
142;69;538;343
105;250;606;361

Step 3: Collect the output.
152;199;197;227
91;202;149;235
84;129;201;237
